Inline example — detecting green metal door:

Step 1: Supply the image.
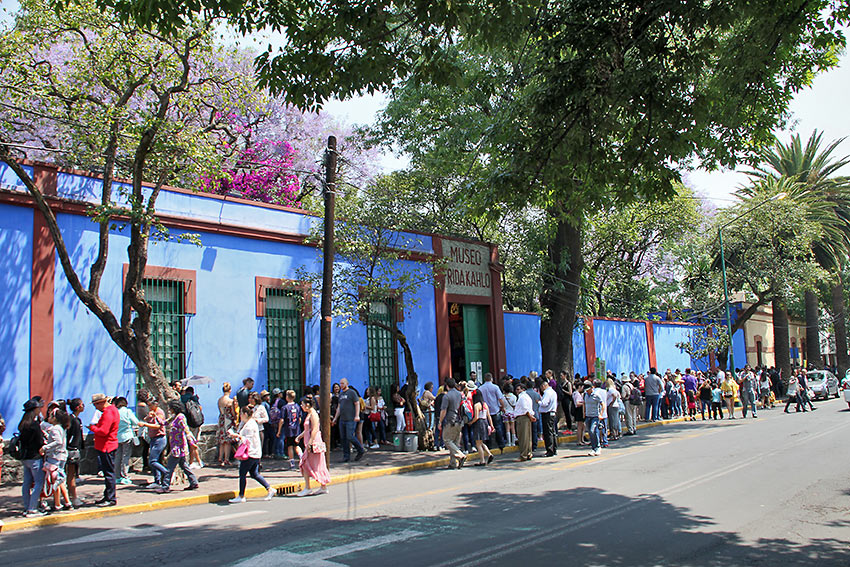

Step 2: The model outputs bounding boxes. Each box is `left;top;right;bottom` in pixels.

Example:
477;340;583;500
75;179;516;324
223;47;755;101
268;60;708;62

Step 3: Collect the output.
367;299;398;394
140;279;185;391
266;289;304;394
462;304;490;381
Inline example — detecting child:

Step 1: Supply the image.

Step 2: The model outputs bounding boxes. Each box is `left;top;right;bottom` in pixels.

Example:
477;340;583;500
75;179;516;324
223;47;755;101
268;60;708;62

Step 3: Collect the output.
711;382;724;420
276;390;303;469
42;410;72;511
503;383;517;446
686;390;697;421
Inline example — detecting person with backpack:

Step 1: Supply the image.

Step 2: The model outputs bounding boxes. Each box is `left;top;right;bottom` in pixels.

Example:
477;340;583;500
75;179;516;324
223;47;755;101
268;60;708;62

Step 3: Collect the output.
267;389;283;457
277;389;303;469
42;409;73;511
156;400;200;493
624;376;641;435
437;377;466;469
183;390;206;470
16;398;46;516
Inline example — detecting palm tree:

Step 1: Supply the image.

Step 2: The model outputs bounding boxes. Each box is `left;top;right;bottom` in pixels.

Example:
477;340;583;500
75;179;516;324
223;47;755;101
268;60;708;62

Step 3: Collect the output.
744;131;850;373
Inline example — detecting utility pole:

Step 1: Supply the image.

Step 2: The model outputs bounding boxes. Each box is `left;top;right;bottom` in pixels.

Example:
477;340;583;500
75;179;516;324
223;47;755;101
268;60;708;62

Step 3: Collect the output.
320;136;337;465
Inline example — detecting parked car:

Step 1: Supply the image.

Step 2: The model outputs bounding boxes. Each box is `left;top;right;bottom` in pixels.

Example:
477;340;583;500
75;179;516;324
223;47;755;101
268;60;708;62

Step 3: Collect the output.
807;370;839;400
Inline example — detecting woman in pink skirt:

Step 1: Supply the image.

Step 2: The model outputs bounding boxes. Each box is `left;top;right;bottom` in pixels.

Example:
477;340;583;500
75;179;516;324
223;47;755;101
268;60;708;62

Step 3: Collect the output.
295;397;330;497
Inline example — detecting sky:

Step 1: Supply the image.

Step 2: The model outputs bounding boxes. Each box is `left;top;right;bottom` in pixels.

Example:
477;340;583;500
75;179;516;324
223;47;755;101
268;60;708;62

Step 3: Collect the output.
3;0;848;207
322;50;850;208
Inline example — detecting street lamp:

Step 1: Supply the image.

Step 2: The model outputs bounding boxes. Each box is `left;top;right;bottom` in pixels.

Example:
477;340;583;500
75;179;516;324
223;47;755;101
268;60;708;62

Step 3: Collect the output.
718;191;787;380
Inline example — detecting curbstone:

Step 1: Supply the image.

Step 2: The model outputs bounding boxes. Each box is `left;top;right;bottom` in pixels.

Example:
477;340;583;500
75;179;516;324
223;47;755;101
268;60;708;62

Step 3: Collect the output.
0;415;687;533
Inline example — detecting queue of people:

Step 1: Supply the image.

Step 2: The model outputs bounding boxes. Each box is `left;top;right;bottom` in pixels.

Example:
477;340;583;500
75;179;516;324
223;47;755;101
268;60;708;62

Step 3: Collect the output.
6;363;821;517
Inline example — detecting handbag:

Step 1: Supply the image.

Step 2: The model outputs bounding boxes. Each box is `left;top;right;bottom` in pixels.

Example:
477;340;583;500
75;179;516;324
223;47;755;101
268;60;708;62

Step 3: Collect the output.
234;440;250;461
368;412;382;423
310;439;327;454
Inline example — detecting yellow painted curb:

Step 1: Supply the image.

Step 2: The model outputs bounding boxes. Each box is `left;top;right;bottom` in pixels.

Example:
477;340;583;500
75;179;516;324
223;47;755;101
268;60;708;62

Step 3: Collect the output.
0;415;688;533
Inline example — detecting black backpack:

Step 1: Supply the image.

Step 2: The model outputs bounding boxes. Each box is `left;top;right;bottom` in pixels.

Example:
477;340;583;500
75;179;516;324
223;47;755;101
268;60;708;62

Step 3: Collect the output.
7;433;23;460
629;386;642;406
185;400;204;428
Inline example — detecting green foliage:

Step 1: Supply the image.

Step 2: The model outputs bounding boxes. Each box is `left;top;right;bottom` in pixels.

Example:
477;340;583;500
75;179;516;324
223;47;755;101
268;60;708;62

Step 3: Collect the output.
92;0;537;110
719;179;830;305
298;179;443;327
1;0;260;196
582;185;705;318
676;321;730;363
745;130;850;272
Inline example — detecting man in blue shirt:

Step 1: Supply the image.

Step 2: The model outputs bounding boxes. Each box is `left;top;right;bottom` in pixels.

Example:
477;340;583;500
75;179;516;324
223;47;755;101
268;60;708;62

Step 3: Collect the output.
583;380;606;456
478;373;506;453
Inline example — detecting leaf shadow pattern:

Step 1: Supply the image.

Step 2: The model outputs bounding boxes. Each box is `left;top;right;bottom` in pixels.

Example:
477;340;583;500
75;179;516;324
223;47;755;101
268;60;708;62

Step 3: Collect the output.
2;485;849;567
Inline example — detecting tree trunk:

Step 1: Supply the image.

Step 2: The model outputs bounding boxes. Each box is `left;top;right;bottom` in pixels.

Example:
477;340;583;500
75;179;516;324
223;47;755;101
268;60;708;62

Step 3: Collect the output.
772;299;792;381
540;215;583;376
804;289;821;367
396;329;433;450
832;277;849;376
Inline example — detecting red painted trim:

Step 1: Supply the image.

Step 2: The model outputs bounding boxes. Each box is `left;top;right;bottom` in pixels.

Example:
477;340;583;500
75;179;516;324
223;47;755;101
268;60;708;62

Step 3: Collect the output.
10;159;496;251
0;190;437;263
646;321;658;370
254;276;309;390
489;244;507;377
593;315;702;327
433;237;452;384
584;317;596;377
255;276;312;318
122;264;197;314
30;164;58;405
444;293;491;305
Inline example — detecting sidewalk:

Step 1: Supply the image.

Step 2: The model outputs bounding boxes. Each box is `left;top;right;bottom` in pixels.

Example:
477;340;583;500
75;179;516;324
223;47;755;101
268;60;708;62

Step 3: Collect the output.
0;417;688;532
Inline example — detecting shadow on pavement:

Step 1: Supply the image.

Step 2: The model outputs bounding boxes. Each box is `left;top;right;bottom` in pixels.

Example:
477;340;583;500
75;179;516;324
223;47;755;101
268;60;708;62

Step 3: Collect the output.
1;482;847;567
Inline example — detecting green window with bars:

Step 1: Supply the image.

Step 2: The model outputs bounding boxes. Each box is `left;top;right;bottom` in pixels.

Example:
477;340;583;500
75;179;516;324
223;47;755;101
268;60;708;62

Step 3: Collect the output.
265;289;304;394
138;279;186;391
367;299;398;394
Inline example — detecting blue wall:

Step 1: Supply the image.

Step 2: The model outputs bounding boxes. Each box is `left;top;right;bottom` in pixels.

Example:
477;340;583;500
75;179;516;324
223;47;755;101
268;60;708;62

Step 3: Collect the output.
593;319;650;375
0;204;33;426
653;324;705;373
573;323;587;377
4;168;442;424
503;312;541;377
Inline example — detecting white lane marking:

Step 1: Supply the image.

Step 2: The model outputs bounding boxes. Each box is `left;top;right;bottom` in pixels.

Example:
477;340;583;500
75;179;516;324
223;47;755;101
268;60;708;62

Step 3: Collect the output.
230;529;423;567
48;526;160;547
431;422;850;567
164;510;264;528
31;510;267;550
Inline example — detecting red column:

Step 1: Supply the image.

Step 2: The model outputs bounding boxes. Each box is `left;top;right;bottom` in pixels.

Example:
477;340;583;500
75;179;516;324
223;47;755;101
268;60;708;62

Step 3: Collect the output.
646;321;658;370
432;237;451;384
30;163;58;404
489;244;507;377
584;317;596;376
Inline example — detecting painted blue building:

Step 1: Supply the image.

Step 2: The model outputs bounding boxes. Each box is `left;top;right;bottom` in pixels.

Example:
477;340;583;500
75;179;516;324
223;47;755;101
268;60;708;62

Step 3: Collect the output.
0;161;537;425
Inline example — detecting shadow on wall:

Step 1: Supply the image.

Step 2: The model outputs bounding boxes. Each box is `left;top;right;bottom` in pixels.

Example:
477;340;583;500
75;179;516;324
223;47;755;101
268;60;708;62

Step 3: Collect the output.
0;486;846;565
0;218;32;426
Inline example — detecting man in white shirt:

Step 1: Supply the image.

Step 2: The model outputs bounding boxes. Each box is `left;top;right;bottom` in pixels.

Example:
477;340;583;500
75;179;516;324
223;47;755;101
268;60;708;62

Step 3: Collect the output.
478;373;506;453
513;383;536;461
538;377;558;457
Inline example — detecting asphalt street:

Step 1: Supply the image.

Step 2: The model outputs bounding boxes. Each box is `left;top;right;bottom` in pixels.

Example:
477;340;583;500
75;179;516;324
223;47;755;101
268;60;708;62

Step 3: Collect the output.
2;398;849;566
